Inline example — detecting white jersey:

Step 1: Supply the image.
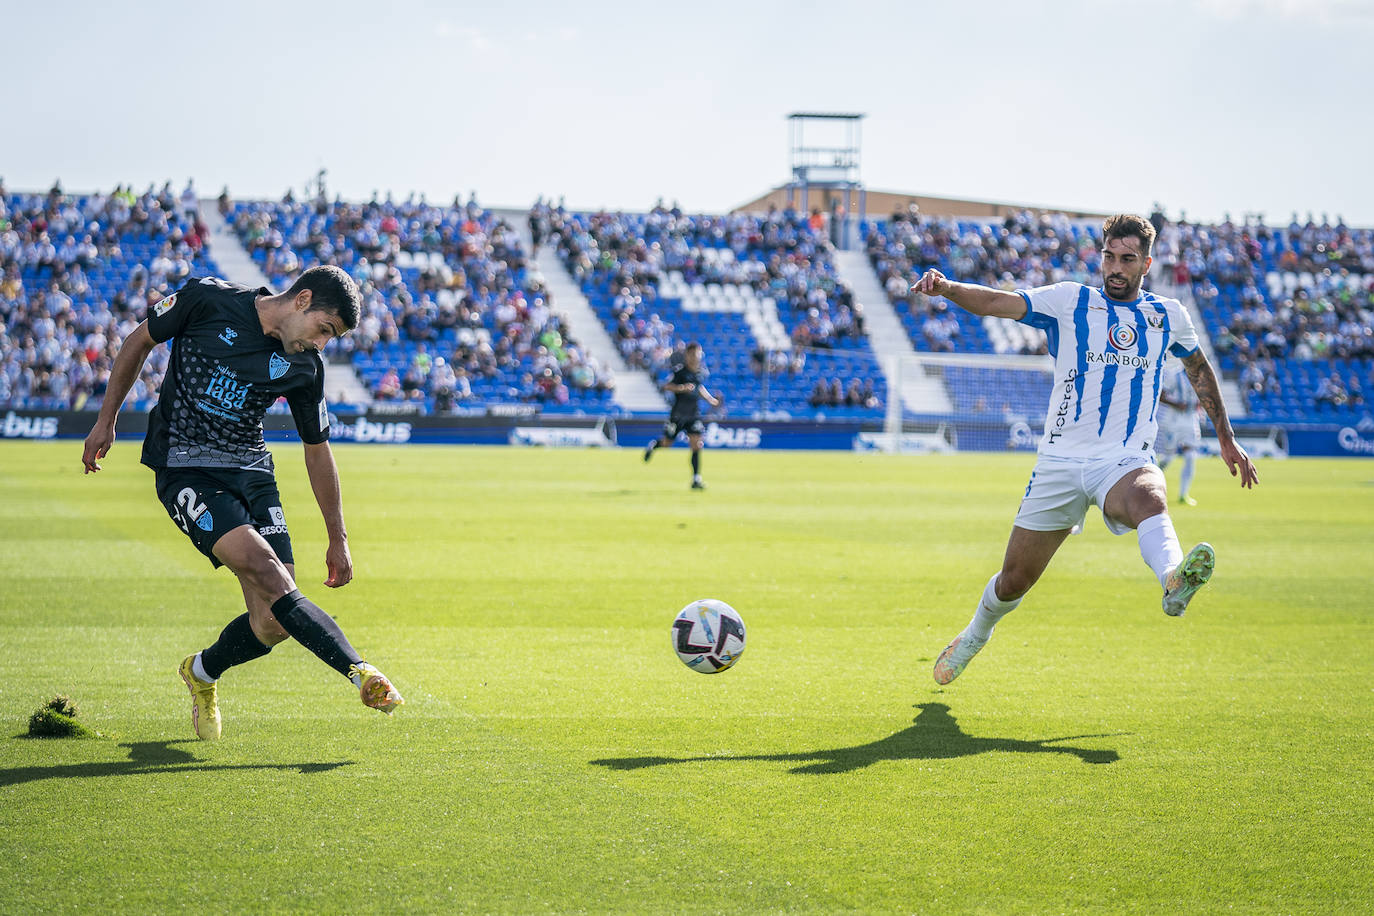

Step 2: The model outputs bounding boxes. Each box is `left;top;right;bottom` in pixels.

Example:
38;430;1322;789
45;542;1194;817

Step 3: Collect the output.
1016;282;1199;458
1158;362;1200;419
1156;361;1202;454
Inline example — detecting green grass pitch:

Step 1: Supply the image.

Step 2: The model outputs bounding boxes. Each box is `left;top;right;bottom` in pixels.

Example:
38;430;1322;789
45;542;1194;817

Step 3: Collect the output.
2;440;1371;914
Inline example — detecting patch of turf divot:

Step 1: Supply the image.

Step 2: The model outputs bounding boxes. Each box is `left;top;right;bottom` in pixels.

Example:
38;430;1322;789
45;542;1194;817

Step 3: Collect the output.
27;695;96;738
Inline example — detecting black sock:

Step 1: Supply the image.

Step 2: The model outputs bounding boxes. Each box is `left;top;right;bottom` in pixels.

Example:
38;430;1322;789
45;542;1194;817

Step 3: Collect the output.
270;589;363;679
200;613;272;679
691;450;701;475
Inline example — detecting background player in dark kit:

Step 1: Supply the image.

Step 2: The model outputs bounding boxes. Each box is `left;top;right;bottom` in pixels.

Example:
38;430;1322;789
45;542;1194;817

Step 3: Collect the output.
643;342;722;489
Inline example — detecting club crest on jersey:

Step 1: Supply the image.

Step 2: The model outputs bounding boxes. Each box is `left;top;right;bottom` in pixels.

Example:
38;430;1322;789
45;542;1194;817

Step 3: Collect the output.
1108;323;1138;351
268;352;291;380
153;293;177;317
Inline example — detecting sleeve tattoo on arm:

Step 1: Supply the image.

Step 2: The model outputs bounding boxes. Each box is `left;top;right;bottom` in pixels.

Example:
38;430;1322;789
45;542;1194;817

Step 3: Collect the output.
1181;351;1230;436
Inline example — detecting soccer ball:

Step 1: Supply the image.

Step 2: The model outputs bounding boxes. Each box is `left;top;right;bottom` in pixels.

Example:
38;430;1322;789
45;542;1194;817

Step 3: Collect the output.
671;599;746;673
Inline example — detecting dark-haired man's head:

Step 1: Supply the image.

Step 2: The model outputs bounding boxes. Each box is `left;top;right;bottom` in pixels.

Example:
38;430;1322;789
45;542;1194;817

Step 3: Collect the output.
286;264;361;330
274;265;361;354
1100;214;1156;301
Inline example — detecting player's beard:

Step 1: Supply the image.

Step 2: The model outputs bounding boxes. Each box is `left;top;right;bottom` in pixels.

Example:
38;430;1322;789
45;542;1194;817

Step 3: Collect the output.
1104;273;1141;301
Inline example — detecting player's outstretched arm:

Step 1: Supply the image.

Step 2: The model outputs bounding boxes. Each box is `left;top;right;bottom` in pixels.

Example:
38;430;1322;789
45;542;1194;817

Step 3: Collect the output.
302;440;353;587
82;321;156;473
910;269;1026;319
1182;350;1259;489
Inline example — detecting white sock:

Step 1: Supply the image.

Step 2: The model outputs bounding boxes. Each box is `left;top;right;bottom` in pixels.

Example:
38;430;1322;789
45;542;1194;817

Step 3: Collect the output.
1137;512;1183;588
967;573;1021;640
1179;451;1196;498
191;652;216;684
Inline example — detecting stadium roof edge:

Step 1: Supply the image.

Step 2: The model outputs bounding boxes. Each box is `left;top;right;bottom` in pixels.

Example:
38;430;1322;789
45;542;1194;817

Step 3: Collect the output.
731;185;1114;220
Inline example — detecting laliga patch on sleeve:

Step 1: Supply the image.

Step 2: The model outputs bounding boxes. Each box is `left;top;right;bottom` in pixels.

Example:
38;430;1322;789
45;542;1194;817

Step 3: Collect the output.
153;293;177;317
318;397;329;430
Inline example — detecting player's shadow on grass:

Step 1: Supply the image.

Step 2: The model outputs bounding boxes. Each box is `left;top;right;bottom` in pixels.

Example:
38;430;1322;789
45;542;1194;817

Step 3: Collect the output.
0;740;354;788
592;703;1124;775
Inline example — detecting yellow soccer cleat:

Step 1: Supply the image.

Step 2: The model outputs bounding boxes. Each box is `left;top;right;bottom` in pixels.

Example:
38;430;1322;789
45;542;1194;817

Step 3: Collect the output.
349;663;405;715
178;655;222;741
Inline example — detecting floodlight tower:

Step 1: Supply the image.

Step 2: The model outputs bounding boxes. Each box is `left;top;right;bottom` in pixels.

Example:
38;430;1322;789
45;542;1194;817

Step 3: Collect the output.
785;112;865;249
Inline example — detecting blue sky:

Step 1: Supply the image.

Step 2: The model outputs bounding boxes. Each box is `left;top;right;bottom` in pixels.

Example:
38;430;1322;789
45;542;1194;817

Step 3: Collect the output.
5;0;1373;223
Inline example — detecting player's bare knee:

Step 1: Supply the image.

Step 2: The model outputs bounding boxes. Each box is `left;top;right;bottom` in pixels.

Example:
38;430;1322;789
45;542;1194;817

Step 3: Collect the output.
234;551;295;604
250;613;290;646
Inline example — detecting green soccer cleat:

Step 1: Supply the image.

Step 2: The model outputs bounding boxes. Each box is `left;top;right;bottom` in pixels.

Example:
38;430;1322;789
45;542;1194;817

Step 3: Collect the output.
1163;542;1215;617
932;630;990;685
178;655;222;741
1178;494;1198;507
350;663;404;715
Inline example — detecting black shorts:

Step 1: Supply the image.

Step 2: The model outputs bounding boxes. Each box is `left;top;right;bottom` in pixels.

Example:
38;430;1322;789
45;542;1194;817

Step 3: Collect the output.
662;417;705;440
154;466;294;569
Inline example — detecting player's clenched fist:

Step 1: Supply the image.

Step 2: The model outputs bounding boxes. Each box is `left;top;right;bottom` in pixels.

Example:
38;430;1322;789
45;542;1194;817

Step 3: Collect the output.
911;269;953;298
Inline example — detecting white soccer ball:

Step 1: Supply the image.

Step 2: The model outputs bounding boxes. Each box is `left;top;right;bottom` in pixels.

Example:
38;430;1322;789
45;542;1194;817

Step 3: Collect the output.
671;599;746;673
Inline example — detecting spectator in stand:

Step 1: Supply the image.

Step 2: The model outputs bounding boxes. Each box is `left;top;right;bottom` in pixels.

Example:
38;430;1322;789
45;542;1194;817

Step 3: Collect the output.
1315;374;1348;409
808;379;829;408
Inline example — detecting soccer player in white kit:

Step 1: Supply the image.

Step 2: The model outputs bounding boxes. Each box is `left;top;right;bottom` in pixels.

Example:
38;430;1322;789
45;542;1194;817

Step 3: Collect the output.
1156;357;1203;506
911;214;1259;685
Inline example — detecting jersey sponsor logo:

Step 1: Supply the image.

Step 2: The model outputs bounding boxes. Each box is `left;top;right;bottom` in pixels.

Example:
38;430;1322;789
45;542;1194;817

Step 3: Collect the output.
202;365;251;411
1045;369;1079;446
1085;350;1153;369
153;293;177;317
219;327;237;346
269;352;291;380
1107;323;1137;351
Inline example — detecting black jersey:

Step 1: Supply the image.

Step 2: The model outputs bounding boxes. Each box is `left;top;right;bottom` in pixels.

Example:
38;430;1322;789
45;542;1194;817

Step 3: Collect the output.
669;365;705;423
140;276;330;472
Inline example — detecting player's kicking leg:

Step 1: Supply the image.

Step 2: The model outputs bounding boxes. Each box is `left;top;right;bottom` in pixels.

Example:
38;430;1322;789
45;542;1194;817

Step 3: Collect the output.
934;526;1071;684
212;527;401;717
1103;467;1213;617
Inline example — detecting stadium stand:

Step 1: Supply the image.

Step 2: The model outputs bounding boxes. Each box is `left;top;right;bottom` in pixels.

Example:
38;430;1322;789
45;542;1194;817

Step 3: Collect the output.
536;201;886;419
4;179;1371;434
1167;217;1374;423
0;180;218;410
226;194;616;413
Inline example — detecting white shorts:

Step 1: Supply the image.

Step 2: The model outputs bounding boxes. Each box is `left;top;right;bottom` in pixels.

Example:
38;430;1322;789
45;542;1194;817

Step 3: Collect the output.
1014;451;1157;536
1156;412;1201;456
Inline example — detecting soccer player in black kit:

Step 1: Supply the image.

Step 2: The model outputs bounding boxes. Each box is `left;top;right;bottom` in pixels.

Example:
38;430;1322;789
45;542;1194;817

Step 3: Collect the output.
643;342;722;489
81;265;403;740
